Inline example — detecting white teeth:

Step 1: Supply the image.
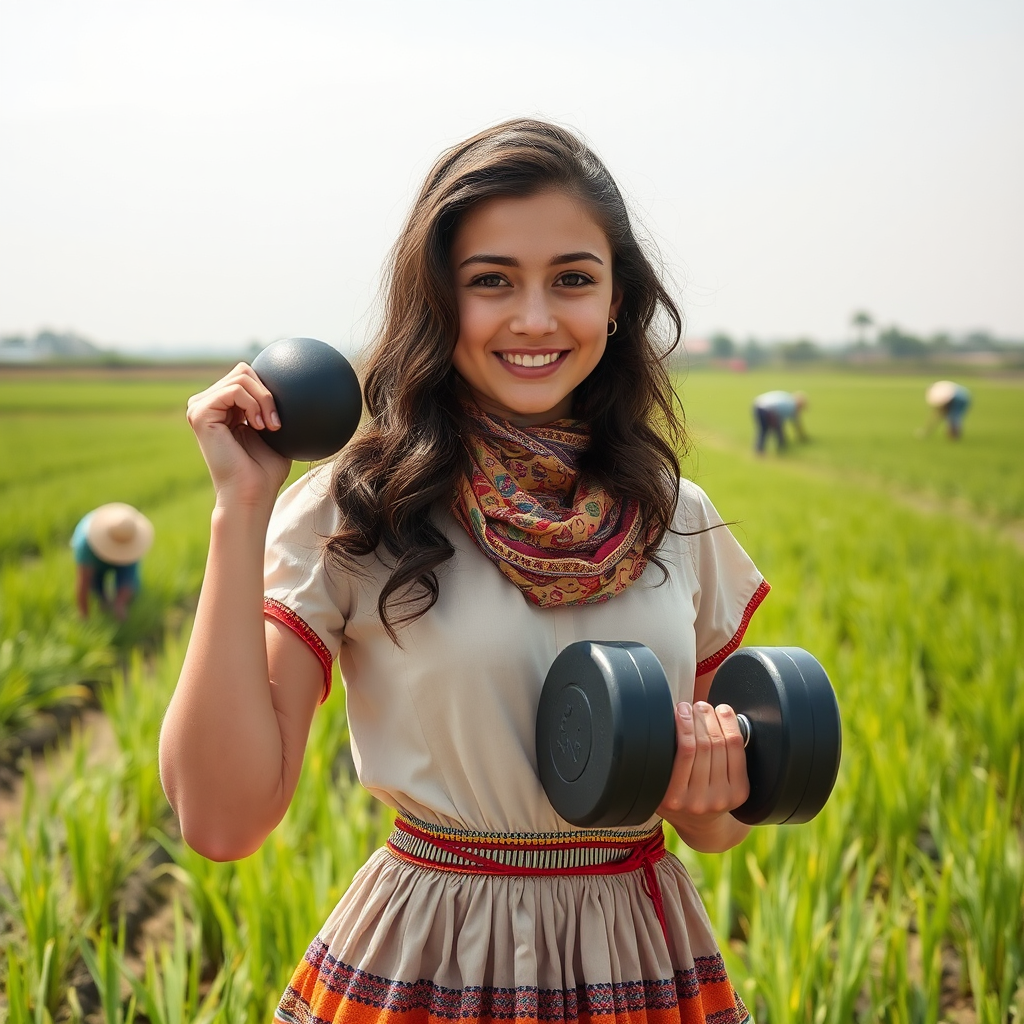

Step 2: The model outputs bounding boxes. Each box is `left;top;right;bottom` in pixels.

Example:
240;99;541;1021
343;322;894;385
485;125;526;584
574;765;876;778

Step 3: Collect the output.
501;352;560;367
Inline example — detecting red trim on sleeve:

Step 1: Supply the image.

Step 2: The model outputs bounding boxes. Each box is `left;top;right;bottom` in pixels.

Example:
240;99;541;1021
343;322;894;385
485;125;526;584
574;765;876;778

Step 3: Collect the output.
695;577;771;677
263;597;333;704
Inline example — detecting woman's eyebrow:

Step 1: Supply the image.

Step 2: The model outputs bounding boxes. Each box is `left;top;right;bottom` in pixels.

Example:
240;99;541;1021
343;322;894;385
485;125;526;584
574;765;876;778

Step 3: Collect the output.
550;251;604;266
457;251;605;270
457;254;518;269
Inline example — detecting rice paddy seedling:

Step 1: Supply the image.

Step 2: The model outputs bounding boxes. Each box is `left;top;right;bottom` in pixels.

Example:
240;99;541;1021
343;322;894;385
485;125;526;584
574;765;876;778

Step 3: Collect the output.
116;897;227;1024
1;790;79;1016
3;939;56;1024
62;768;154;928
101;645;186;838
76;917;136;1024
0;636;96;745
933;754;1024;1020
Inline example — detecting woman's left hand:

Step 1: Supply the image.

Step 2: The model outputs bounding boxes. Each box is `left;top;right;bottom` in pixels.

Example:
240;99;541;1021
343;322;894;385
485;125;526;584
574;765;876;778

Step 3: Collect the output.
657;700;752;852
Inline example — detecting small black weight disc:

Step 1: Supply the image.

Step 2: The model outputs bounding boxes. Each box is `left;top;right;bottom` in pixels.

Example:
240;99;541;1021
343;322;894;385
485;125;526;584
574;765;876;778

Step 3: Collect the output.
536;641;676;828
773;648;842;824
708;647;841;825
251;337;362;461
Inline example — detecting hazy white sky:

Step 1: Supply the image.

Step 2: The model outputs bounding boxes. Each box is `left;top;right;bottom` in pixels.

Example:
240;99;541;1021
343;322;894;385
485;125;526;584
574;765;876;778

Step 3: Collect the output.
1;0;1022;354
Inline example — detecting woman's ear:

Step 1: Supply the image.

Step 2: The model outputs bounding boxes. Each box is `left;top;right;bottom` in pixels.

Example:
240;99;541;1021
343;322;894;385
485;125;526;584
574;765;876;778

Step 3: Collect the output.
609;283;624;321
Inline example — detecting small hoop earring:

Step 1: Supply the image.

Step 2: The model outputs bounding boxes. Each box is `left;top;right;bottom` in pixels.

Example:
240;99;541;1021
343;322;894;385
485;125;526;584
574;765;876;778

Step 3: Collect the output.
607;318;618;337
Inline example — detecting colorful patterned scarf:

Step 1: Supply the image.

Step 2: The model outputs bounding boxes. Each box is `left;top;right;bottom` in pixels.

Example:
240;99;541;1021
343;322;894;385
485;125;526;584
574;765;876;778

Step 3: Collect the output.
454;412;650;607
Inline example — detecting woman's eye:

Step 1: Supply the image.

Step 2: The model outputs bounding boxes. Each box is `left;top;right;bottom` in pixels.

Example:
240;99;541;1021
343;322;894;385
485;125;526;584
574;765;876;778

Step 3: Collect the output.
557;272;595;287
471;274;509;287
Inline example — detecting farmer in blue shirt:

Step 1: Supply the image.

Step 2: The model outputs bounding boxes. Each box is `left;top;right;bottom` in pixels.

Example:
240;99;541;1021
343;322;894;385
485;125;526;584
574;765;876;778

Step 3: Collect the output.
925;380;971;440
753;390;808;453
71;503;154;620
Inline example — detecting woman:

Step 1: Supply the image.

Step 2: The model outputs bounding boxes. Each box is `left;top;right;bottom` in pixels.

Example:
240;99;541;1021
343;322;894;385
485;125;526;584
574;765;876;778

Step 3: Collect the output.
160;119;770;1024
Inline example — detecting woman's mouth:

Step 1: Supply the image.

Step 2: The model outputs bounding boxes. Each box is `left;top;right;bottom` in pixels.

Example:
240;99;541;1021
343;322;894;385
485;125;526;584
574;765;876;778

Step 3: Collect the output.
497;351;567;368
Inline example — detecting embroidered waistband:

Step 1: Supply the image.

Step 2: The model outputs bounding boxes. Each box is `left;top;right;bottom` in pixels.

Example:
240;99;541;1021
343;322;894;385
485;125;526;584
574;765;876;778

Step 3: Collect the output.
386;814;670;942
387;815;664;873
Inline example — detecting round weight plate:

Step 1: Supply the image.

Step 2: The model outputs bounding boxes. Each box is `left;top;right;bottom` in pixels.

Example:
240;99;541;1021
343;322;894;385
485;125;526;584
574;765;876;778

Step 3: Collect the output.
251;337;362;461
621;643;677;826
709;647;840;825
772;648;841;824
536;641;675;828
708;648;808;825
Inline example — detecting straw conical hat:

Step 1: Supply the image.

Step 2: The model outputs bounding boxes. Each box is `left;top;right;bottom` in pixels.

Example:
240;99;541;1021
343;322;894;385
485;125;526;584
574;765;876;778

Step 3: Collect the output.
926;381;958;408
86;503;154;565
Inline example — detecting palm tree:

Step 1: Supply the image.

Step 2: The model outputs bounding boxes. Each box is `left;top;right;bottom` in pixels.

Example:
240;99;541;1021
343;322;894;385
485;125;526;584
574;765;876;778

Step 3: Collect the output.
851;310;874;347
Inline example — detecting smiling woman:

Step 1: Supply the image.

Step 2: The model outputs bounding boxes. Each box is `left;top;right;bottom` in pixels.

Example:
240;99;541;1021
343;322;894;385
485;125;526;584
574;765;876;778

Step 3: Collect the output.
160;119;769;1024
450;190;620;425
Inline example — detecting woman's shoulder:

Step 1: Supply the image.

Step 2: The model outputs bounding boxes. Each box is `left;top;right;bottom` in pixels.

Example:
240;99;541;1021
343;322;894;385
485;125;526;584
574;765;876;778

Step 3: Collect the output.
268;465;344;548
671;477;723;533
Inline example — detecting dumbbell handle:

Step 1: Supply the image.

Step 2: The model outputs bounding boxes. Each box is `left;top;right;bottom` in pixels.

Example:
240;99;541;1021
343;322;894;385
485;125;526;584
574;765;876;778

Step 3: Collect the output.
736;713;752;748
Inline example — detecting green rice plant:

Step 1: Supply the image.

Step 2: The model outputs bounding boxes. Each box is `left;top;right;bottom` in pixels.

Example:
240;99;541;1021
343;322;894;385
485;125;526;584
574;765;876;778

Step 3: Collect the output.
117;897;226;1024
0;772;79;1017
739;834;862;1023
101;643;185;838
872;840;956;1024
933;752;1024;1022
77;917;136;1024
3;940;56;1024
61;765;154;927
0;635;97;744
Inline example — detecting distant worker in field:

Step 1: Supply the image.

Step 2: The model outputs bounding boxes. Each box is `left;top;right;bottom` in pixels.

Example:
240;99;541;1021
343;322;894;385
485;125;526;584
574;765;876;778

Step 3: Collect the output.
71;503;154;621
752;389;808;454
925;380;971;440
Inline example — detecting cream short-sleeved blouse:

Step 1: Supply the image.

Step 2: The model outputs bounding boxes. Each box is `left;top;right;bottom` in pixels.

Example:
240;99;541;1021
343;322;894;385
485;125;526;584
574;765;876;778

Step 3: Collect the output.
264;467;768;834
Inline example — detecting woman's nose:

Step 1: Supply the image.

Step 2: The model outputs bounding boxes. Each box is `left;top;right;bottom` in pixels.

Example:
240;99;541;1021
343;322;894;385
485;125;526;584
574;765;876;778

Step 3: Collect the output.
510;290;557;337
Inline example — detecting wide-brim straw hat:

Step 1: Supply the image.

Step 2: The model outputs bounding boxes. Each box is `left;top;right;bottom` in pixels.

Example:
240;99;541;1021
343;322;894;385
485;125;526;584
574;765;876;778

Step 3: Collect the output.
926;380;958;408
86;503;155;565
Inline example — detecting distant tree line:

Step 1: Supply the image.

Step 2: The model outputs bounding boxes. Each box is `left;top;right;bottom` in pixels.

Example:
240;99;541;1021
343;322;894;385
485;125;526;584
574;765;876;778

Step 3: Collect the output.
695;311;1024;370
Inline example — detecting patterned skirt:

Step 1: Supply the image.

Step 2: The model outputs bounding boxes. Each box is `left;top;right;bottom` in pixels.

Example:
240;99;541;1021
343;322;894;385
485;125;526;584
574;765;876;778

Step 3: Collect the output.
274;816;751;1024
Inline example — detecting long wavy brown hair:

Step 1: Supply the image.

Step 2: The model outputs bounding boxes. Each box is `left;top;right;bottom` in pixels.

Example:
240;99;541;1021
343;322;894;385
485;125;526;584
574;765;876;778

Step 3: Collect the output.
327;118;687;640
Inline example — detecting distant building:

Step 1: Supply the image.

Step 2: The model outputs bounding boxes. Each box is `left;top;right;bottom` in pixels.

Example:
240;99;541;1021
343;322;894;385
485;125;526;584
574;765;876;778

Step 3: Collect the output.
0;330;104;363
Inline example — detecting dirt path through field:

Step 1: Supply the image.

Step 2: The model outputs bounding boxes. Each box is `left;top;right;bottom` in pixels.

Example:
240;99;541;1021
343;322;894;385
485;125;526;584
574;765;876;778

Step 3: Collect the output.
694;433;1024;552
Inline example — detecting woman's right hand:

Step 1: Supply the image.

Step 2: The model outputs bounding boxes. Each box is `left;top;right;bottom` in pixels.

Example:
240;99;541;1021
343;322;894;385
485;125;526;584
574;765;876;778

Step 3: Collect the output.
186;362;292;507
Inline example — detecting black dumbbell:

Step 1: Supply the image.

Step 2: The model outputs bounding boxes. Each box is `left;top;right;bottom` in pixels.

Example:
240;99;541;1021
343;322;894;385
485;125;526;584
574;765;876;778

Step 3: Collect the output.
250;337;362;461
535;642;841;829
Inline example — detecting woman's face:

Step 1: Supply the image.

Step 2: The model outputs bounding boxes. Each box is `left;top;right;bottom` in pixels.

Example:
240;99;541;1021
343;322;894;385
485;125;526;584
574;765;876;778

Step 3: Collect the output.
449;189;621;426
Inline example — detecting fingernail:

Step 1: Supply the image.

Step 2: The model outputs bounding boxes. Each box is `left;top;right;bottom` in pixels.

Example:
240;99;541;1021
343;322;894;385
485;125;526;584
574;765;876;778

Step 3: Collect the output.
677;702;692;720
254;414;265;429
270;411;281;428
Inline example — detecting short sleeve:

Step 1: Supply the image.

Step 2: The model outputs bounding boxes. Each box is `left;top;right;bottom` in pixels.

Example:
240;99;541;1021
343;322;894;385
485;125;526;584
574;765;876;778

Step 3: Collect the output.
263;468;352;702
70;514;99;566
677;479;770;676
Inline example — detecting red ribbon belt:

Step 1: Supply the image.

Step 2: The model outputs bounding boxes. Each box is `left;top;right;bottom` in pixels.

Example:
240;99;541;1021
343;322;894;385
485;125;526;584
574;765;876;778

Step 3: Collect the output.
387;816;670;943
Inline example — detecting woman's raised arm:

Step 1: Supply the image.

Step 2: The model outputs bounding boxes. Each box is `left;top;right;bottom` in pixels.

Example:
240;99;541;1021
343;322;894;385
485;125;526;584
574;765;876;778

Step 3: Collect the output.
158;364;325;861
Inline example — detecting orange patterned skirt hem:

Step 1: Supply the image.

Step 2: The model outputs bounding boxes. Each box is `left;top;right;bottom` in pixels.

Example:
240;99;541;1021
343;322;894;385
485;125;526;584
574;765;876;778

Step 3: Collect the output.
274;938;751;1024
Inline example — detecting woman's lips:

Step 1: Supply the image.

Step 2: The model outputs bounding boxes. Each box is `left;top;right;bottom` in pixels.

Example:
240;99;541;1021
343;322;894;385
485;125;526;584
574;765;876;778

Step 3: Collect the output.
495;350;568;374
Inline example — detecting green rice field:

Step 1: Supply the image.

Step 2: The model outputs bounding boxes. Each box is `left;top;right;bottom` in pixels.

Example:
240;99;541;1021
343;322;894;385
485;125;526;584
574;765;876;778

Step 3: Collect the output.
0;366;1021;1022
